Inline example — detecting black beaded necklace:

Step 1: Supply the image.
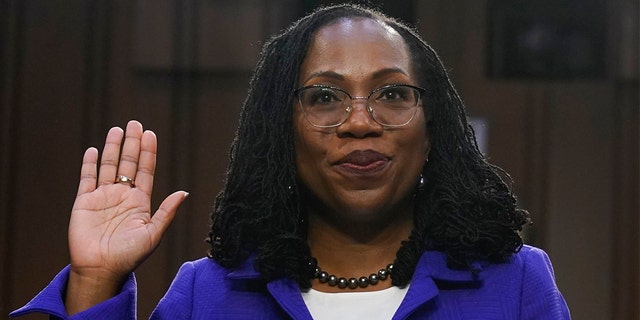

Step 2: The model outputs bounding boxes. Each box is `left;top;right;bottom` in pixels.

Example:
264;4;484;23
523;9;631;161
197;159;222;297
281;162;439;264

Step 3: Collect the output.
310;258;394;289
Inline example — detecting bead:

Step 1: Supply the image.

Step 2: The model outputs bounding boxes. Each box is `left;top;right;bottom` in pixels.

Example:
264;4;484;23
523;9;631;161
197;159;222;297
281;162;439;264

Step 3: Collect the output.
387;264;394;274
358;276;369;288
328;275;338;286
368;273;379;285
337;278;348;289
310;259;393;290
347;278;358;289
318;271;329;283
378;268;388;280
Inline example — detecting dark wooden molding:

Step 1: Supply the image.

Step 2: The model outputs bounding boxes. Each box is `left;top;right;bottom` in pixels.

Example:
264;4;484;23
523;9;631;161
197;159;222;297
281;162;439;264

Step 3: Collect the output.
0;0;25;315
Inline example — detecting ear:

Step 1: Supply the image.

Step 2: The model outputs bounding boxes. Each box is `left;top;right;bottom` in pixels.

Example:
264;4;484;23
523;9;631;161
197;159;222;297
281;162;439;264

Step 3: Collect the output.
423;115;431;162
423;135;431;163
422;107;432;162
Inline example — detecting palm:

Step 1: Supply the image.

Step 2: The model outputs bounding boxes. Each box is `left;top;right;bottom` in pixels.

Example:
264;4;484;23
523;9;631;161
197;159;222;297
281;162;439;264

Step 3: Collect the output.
68;121;187;281
70;185;155;275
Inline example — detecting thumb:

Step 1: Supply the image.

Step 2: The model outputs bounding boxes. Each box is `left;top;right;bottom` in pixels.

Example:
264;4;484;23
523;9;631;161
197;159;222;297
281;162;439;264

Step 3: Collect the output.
149;191;189;236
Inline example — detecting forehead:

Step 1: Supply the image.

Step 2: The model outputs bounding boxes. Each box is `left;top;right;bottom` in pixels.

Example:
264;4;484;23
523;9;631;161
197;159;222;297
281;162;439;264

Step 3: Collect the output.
315;17;403;44
300;18;411;83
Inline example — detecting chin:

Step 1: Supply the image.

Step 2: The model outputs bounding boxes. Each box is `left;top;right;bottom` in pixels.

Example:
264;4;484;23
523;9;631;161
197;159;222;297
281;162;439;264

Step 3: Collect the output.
333;199;412;224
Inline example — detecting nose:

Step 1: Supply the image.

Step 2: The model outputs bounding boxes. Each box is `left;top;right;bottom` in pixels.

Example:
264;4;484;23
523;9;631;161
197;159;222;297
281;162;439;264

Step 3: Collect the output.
335;99;383;138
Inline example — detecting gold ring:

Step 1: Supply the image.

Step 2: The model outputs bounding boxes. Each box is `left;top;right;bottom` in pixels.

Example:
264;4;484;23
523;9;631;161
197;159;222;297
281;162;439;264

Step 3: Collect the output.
115;175;135;187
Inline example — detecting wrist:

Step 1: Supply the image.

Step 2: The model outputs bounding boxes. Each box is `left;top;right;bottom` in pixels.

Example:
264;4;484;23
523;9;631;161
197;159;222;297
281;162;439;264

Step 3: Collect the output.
65;267;127;315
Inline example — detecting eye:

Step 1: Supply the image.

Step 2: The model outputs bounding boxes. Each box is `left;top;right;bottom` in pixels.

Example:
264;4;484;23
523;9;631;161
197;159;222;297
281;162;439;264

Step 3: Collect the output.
376;86;411;102
304;87;343;106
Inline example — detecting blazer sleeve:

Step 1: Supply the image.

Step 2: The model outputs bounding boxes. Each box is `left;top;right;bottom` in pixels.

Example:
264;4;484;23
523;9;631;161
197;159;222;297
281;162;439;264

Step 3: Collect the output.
9;265;137;320
149;261;196;320
520;247;571;319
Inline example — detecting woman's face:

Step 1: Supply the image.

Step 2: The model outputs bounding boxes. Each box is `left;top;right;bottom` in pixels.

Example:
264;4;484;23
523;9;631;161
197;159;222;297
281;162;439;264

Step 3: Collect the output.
294;18;430;222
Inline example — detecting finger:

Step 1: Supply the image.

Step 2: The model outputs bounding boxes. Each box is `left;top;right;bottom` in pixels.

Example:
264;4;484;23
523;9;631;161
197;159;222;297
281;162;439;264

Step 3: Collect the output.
97;127;124;186
148;191;189;240
77;147;99;196
117;120;144;184
135;130;157;196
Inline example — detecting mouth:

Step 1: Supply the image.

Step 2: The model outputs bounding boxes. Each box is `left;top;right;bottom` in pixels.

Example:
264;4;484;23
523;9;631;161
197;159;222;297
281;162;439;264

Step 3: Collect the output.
335;150;390;175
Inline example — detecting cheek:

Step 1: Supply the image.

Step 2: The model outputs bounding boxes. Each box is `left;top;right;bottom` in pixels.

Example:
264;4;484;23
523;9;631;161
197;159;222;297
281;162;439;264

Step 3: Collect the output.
406;115;430;162
294;118;326;176
403;135;429;175
296;134;330;164
293;111;308;163
294;132;313;169
294;130;334;198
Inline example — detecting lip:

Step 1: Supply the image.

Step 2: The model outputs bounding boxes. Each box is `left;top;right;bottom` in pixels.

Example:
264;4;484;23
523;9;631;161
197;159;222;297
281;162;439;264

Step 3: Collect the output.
335;150;390;175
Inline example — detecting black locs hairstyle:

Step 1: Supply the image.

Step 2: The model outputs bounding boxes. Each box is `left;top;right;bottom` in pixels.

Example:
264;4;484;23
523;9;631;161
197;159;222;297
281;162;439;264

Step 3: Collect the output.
208;4;530;289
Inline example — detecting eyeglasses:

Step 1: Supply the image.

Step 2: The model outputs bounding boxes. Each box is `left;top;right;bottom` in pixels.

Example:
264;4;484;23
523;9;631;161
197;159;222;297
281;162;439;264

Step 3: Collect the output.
293;84;425;128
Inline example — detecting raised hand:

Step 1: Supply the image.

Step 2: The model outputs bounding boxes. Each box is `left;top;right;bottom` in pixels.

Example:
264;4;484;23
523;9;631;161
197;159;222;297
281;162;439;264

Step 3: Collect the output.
65;120;188;314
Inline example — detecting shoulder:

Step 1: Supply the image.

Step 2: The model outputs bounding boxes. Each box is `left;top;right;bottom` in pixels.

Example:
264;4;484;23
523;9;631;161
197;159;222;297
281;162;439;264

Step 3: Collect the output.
483;245;570;318
152;257;237;318
172;257;231;285
509;246;571;318
170;256;262;290
477;244;557;281
153;256;288;319
510;244;560;288
417;245;556;279
508;244;556;277
516;244;552;262
182;256;224;272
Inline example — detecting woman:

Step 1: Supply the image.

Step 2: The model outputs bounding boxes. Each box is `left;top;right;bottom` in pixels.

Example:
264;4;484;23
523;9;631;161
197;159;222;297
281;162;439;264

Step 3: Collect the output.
11;4;570;319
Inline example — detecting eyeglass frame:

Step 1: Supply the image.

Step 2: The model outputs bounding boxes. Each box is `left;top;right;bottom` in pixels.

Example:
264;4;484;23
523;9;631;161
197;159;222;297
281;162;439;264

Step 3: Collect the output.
293;84;426;128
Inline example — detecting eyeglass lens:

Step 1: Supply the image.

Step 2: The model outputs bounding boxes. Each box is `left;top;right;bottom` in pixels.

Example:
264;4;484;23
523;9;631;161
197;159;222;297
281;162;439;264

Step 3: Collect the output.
297;85;420;127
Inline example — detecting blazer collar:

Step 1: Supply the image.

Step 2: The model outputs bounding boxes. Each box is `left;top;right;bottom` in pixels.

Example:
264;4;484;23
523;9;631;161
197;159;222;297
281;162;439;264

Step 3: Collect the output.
413;250;484;289
225;255;261;280
226;250;484;287
225;251;484;320
392;250;483;319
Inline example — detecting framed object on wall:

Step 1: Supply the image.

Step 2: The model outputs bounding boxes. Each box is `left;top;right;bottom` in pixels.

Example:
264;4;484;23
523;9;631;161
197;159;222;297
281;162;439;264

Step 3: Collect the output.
487;0;607;79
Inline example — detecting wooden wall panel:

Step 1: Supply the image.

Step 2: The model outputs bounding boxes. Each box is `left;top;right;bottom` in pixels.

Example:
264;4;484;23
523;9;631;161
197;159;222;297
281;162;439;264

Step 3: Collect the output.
5;2;88;319
611;1;639;316
0;0;298;317
417;1;637;319
612;81;639;320
546;83;616;320
0;0;22;315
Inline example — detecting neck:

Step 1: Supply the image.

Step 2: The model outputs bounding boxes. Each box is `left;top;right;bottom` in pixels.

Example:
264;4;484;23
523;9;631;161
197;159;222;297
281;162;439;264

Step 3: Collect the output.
306;206;413;292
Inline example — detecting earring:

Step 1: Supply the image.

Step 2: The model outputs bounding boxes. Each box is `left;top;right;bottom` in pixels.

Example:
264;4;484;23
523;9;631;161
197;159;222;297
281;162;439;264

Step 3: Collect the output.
413;174;425;198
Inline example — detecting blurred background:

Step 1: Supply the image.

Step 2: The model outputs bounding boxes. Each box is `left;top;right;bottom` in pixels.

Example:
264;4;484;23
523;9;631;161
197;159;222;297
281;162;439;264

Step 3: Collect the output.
1;0;638;319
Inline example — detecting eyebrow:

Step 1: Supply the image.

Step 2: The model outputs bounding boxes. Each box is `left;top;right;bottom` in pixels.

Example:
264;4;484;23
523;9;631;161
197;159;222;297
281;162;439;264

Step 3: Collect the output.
302;67;409;84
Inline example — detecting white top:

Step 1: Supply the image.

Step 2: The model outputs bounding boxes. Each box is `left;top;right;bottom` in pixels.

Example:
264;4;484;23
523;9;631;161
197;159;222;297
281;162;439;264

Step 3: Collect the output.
301;285;409;320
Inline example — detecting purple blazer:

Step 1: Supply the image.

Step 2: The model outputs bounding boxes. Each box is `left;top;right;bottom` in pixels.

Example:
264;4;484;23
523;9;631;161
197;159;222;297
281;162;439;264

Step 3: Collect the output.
11;245;570;319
